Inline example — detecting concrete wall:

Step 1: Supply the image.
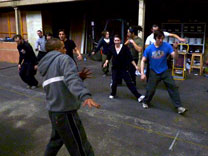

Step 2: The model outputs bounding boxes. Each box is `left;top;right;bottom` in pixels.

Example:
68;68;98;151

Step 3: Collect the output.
26;11;42;55
0;0;83;8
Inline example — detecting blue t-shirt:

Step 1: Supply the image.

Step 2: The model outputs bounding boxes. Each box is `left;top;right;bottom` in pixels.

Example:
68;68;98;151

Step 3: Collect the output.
143;42;173;74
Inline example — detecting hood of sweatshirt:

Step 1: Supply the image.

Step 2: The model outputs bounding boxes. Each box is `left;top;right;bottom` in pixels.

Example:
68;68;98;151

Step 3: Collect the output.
38;51;62;77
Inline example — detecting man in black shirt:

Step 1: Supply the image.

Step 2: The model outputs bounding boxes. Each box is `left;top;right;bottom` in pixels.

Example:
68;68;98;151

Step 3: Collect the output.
103;35;145;102
13;35;38;89
58;29;82;61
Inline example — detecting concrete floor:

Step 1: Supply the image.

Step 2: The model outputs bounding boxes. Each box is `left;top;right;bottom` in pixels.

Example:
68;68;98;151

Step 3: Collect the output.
0;59;208;156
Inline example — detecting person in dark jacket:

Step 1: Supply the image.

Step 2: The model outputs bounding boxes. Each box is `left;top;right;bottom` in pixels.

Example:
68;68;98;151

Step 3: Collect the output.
13;34;38;89
38;38;100;156
103;35;144;102
92;30;113;76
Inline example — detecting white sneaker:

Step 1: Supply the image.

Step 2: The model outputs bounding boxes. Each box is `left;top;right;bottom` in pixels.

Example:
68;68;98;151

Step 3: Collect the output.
138;95;145;103
142;102;149;109
109;95;114;99
31;86;38;89
177;107;187;114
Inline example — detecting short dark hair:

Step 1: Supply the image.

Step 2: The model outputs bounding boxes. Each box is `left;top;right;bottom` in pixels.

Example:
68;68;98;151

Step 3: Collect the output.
152;24;159;28
114;34;121;40
58;29;66;34
13;34;23;40
154;30;164;40
128;25;143;35
45;32;53;37
37;30;42;33
45;38;63;52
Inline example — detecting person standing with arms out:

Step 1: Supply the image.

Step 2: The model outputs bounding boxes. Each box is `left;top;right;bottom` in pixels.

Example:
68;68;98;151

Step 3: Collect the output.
38;38;100;156
103;35;145;102
145;24;186;81
145;24;186;48
58;29;82;61
13;35;38;89
35;30;47;61
92;30;113;77
140;30;187;114
125;26;143;86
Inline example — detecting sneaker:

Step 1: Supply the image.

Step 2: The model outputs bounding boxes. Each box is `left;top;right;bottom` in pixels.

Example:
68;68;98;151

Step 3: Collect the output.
26;85;31;89
109;95;114;99
31;86;38;89
142;102;149;109
177;107;187;114
138;95;145;103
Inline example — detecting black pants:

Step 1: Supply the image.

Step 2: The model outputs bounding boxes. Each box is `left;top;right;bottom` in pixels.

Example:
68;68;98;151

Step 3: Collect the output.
45;111;94;156
37;51;47;62
19;62;38;87
143;70;182;108
129;59;138;86
111;69;141;98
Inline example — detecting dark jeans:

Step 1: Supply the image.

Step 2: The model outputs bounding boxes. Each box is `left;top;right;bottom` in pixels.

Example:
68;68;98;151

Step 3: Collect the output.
111;69;141;98
37;51;47;62
129;59;138;86
19;62;38;87
45;111;94;156
143;70;182;108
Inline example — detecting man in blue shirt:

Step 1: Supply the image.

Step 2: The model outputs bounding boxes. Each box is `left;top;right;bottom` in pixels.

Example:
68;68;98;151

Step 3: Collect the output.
140;30;187;114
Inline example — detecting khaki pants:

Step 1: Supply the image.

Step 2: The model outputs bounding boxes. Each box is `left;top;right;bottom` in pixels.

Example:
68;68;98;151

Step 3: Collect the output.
102;54;109;74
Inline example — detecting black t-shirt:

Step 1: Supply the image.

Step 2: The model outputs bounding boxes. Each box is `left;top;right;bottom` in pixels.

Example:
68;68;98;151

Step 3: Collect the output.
64;39;76;60
17;41;38;65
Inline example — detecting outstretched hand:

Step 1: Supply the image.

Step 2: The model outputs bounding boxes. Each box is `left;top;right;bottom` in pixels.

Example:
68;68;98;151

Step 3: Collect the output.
79;67;92;80
77;55;83;61
83;98;101;109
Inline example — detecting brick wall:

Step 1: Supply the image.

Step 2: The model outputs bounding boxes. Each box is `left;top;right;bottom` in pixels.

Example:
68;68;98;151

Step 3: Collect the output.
0;42;19;63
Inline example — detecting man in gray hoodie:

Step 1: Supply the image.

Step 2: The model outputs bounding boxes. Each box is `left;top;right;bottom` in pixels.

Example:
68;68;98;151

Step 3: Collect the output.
38;38;100;156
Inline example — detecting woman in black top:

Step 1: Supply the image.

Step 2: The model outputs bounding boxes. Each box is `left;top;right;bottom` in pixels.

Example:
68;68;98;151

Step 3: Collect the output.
103;35;144;102
92;30;113;76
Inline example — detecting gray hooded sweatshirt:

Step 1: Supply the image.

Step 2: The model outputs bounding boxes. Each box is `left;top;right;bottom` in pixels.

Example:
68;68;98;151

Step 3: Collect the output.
38;50;91;112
